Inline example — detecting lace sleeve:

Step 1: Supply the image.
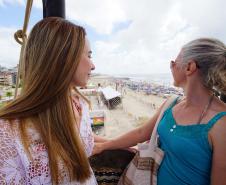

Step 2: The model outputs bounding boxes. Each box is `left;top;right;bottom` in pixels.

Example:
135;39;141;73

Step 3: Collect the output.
0;120;26;184
79;100;94;157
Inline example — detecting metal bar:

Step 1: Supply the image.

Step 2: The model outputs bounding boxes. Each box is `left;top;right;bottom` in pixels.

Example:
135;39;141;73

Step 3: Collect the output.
42;0;65;18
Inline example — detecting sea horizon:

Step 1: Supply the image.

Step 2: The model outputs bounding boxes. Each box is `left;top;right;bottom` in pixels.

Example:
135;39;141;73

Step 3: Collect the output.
112;73;173;86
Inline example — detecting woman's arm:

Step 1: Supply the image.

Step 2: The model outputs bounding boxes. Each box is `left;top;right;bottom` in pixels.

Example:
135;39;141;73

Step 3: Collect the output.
210;117;226;185
93;133;108;142
93;103;164;155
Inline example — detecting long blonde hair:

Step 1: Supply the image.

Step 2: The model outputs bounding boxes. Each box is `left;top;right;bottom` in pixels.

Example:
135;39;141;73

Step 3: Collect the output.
0;17;91;184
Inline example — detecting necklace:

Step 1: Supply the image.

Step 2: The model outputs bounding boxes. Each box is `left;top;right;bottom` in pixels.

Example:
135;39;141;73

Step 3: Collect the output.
197;94;214;124
169;94;215;133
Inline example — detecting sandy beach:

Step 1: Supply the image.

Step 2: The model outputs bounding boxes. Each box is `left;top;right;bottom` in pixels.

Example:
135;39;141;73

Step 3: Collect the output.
85;75;166;139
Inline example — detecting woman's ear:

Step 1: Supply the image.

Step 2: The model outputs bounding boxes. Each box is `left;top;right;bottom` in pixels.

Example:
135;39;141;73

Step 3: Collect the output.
185;60;198;76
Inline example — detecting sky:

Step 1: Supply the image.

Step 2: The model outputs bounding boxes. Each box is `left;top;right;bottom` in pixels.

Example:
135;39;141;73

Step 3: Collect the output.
0;0;226;75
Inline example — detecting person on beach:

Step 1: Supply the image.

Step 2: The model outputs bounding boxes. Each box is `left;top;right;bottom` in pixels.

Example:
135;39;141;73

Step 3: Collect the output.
96;83;103;106
0;17;107;184
93;38;226;185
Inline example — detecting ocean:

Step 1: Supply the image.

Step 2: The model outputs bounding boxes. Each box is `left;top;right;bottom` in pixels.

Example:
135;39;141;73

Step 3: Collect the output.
116;73;173;86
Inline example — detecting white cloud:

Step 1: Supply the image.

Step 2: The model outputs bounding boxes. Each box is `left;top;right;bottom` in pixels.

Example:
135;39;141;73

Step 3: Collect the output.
90;0;226;74
33;1;42;9
0;0;41;9
3;0;127;34
66;0;127;34
0;0;24;7
0;27;20;67
1;0;226;75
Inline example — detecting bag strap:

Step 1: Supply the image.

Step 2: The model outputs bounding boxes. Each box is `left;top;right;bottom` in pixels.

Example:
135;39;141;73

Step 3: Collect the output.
149;95;178;148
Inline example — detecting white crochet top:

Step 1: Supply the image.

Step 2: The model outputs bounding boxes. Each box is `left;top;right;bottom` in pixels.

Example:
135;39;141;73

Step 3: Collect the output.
0;99;96;185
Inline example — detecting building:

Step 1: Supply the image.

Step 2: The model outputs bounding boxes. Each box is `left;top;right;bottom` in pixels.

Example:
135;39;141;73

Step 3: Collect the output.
0;72;13;86
0;66;18;86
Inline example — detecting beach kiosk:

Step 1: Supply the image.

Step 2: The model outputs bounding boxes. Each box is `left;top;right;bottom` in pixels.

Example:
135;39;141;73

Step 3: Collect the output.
90;110;105;127
100;86;122;109
90;110;105;134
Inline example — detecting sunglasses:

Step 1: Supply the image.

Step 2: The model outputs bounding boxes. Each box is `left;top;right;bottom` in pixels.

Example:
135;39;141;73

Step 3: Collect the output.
170;60;179;68
170;60;200;69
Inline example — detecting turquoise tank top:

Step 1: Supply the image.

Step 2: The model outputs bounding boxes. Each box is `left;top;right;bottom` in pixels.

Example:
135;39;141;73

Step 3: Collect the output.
157;98;226;185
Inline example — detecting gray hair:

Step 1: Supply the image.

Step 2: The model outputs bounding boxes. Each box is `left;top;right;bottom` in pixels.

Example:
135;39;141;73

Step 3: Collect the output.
181;38;226;94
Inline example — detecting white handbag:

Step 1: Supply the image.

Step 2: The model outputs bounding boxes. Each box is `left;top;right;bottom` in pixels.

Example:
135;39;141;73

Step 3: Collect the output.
118;95;178;185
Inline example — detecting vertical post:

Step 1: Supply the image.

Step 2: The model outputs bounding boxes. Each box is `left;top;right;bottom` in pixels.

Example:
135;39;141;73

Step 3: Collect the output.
42;0;65;18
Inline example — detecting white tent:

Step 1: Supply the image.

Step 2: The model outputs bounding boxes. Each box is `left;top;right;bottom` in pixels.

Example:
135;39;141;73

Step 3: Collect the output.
100;86;121;109
100;86;121;100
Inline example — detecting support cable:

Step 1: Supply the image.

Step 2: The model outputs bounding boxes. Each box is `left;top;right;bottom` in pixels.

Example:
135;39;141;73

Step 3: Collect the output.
14;0;33;98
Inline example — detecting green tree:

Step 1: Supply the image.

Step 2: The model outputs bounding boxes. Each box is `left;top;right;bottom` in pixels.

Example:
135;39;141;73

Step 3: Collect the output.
6;91;12;100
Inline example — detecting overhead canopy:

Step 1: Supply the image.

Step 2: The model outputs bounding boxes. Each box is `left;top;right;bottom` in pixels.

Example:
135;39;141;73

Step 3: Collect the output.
101;86;121;100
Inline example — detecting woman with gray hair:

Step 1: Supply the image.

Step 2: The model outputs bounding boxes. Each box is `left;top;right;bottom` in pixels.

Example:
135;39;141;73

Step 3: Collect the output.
94;38;226;185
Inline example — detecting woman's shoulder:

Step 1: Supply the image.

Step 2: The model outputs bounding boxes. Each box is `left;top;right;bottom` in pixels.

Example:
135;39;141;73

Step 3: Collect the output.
210;99;226;124
208;100;226;139
209;112;226;132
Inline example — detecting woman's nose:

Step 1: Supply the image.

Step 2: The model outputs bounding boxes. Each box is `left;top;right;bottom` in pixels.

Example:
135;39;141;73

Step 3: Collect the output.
170;60;175;68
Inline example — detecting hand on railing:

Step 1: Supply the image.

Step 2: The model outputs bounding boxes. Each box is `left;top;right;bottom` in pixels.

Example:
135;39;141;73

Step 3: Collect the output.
92;142;105;155
123;147;138;153
92;142;138;156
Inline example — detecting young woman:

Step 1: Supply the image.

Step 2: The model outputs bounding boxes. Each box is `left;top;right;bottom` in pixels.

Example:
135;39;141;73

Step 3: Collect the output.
0;17;100;184
94;38;226;185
